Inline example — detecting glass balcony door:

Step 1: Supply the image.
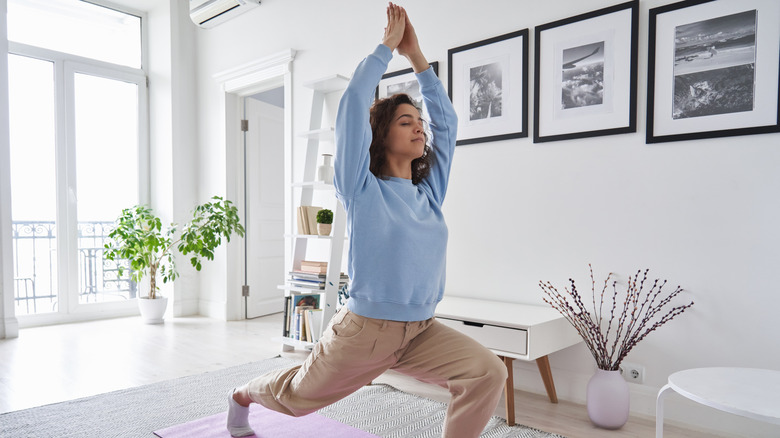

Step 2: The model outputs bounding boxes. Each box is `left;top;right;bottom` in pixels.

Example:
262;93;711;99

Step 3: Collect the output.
8;54;58;316
8;53;147;323
72;69;142;306
7;0;147;325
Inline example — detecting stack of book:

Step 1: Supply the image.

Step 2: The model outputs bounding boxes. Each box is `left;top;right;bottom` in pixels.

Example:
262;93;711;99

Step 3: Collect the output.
283;261;350;342
288;272;349;290
288;261;349;290
282;294;324;342
299;260;328;274
296;206;323;235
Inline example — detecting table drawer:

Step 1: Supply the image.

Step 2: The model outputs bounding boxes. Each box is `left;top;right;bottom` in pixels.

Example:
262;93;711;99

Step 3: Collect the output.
437;317;527;356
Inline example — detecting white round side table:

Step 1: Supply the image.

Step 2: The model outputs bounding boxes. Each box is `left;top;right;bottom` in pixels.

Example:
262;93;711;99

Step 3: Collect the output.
655;367;780;437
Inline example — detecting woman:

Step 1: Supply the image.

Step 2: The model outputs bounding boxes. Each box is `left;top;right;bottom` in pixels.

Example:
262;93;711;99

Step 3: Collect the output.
227;4;507;437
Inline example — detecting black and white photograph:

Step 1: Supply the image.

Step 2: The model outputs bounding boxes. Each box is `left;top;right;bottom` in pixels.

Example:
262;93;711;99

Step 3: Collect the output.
647;0;780;143
376;62;439;122
387;78;423;111
469;62;503;120
672;10;756;119
448;29;528;145
534;0;638;143
561;41;605;110
387;78;419;100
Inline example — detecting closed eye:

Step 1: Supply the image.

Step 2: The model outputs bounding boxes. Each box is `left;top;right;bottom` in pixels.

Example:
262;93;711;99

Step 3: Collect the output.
397;114;422;123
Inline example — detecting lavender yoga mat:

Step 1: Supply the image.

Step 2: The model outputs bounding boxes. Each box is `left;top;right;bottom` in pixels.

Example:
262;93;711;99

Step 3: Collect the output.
153;404;381;438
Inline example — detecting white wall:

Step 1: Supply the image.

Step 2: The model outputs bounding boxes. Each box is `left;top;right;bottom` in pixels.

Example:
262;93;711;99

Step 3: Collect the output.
192;0;780;435
169;1;200;316
0;0;20;339
146;0;200;316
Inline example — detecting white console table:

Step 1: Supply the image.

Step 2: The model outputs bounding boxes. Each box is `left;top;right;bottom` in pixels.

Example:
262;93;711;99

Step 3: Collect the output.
656;368;780;437
435;296;582;426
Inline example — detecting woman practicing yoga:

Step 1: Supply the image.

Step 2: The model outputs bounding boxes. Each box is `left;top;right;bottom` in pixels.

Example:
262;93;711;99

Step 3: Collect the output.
227;4;507;437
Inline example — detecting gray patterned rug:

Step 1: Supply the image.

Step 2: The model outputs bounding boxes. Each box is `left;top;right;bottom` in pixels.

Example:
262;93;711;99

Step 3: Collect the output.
0;356;565;437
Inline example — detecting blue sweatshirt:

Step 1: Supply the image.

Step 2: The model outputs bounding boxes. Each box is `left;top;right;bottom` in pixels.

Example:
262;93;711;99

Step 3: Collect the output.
334;44;457;322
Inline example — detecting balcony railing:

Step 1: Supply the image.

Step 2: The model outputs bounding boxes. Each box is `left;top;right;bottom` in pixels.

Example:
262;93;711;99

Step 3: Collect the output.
12;221;136;315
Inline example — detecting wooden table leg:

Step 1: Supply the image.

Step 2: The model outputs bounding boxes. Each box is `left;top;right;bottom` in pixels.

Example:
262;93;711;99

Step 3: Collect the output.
500;355;516;426
536;355;558;403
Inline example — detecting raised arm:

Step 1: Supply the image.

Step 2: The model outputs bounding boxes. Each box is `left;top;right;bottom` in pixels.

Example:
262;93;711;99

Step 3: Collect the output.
333;4;402;201
396;6;429;73
399;8;457;203
417;67;458;205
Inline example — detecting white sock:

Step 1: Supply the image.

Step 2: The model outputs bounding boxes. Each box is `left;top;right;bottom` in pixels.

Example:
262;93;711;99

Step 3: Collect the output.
226;388;255;437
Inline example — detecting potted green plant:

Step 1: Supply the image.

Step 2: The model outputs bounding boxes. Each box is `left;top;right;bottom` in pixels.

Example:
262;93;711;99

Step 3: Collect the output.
316;208;333;236
104;196;245;324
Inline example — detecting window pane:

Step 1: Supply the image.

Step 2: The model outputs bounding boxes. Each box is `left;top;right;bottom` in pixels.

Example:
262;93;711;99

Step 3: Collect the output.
8;54;59;315
8;0;142;68
75;73;139;304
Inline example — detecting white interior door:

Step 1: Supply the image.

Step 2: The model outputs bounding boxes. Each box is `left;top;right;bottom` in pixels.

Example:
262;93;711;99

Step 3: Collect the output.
244;96;285;318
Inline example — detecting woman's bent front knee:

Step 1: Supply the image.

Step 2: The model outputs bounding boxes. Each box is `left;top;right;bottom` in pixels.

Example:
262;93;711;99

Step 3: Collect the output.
486;355;509;388
467;351;508;390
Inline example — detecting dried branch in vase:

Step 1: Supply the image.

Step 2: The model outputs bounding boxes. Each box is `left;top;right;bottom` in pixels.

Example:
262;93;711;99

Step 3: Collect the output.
539;265;694;371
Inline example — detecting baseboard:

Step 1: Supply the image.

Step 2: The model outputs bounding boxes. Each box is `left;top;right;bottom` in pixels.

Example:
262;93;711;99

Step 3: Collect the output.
654;391;780;437
198;299;227;320
172;297;200;317
1;315;18;339
198;297;283;320
248;297;284;318
509;361;589;404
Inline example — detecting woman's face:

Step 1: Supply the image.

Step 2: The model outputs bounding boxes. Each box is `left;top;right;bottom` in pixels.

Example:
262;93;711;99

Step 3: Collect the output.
385;103;426;161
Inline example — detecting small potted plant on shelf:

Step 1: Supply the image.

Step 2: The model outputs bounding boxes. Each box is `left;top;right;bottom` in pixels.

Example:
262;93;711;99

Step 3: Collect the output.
104;196;245;324
539;265;694;430
316;208;333;236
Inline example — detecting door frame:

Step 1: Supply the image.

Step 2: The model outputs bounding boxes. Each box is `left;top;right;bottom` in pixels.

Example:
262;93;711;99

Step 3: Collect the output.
214;49;295;321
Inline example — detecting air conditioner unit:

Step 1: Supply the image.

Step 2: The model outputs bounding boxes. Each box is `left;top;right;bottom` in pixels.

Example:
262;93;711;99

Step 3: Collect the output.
190;0;260;28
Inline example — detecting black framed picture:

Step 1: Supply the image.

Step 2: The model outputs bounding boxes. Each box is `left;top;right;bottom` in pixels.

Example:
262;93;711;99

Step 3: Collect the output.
448;29;529;146
647;0;780;143
534;0;639;143
376;62;439;122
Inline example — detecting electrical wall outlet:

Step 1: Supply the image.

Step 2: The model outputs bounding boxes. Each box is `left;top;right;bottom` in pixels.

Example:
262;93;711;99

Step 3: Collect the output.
619;362;645;383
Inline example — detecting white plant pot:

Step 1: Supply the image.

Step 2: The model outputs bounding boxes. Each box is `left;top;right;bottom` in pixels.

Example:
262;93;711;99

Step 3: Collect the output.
137;296;168;324
586;368;630;429
317;223;332;236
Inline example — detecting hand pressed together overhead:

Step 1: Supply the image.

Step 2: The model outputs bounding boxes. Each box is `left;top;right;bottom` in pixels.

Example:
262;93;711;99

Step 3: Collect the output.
382;2;429;73
381;2;405;52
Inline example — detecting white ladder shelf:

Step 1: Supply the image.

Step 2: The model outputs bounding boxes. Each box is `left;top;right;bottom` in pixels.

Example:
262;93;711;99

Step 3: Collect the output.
277;74;349;351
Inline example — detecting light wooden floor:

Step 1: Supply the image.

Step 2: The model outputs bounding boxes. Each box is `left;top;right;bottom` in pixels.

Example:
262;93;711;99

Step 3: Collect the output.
0;313;716;437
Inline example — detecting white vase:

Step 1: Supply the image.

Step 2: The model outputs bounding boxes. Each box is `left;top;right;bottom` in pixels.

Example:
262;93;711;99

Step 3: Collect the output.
586;368;630;429
317;154;334;184
317;223;332;236
137;296;168;324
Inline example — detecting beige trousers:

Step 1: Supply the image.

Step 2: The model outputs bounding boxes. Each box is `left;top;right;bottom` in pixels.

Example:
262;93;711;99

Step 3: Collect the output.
246;307;508;438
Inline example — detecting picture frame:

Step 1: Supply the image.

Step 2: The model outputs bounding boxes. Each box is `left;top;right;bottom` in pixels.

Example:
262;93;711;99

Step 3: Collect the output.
293;294;320;309
448;29;528;146
647;0;780;143
534;0;638;143
376;62;438;100
376;62;439;123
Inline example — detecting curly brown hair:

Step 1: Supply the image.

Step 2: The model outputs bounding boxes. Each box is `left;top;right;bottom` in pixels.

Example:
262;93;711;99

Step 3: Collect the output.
369;93;434;185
